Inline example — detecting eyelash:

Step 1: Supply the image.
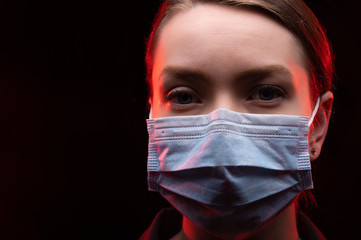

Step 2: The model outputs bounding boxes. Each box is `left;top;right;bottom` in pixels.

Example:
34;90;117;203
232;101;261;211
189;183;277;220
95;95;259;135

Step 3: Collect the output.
164;84;286;110
165;88;200;105
248;84;286;101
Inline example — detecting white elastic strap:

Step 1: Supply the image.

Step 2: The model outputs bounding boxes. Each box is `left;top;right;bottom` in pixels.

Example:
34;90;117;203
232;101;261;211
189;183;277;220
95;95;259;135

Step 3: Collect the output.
149;107;153;119
308;97;320;127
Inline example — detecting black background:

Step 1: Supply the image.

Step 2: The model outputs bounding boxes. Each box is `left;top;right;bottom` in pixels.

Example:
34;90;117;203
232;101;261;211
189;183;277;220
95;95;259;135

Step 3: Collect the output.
0;0;360;239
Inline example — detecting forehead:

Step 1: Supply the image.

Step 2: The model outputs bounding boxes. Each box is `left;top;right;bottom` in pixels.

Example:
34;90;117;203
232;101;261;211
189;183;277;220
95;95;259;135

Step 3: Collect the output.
153;3;307;79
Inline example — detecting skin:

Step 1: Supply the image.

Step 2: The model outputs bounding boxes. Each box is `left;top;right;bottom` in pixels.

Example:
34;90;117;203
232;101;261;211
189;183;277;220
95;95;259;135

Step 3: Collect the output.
149;3;333;240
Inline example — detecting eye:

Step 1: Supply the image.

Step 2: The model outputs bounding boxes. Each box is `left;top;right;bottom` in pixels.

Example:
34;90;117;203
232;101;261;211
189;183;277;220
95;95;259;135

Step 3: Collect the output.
248;84;285;102
165;88;201;105
168;92;194;104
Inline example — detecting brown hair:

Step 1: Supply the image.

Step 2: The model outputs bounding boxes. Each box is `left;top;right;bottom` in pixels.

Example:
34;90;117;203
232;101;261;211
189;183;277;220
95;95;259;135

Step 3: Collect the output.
145;0;334;101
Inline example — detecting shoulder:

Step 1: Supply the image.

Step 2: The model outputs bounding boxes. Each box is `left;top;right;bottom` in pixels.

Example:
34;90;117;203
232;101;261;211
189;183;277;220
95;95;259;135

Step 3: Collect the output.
139;208;326;240
139;208;182;240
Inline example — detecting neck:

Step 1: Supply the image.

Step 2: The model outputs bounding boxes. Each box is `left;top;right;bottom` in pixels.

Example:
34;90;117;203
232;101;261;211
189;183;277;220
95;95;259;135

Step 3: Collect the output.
172;202;299;240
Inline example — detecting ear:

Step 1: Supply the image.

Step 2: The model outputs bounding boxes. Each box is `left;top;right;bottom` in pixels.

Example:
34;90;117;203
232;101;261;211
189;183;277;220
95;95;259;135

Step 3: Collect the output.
308;91;334;161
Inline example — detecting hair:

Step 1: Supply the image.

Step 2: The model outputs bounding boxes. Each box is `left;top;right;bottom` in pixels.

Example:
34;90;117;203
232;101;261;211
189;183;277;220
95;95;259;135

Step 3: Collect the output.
145;0;334;101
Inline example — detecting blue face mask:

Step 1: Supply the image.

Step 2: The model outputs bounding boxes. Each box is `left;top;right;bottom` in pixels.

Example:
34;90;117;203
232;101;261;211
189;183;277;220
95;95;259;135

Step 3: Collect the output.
146;99;320;236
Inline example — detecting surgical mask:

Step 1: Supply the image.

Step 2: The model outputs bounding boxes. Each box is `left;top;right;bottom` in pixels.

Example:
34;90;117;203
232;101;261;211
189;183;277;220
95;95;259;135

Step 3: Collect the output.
146;99;320;236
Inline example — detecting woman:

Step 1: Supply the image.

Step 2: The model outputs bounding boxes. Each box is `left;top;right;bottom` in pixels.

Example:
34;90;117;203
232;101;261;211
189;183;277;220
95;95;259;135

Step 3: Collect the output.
141;0;334;239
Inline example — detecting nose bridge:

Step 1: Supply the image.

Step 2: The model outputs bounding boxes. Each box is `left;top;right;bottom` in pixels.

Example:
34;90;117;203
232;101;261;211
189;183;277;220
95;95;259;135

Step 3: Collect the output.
212;89;244;113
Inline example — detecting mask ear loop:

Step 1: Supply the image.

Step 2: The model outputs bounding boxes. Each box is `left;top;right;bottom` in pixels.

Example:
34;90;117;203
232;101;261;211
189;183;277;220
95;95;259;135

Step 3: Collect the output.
308;97;320;127
149;107;153;119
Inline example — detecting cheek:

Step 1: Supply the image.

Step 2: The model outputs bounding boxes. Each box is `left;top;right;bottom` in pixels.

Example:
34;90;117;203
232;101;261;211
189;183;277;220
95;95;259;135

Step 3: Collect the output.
289;60;312;116
151;75;173;118
150;83;164;118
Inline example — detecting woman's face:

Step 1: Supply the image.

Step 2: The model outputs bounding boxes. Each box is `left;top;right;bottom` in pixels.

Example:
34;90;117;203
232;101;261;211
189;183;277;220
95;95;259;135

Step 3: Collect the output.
150;4;313;118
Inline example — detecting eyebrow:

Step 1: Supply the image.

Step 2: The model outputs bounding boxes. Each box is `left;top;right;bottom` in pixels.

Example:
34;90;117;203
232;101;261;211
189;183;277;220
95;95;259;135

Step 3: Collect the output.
159;64;293;85
235;65;293;83
159;66;210;85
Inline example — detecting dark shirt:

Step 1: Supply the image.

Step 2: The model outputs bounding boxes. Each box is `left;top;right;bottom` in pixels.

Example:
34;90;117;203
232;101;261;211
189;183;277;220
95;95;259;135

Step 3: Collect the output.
140;208;326;240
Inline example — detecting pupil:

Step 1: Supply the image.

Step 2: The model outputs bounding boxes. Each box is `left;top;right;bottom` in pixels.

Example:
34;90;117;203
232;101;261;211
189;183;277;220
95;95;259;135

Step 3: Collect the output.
177;92;192;104
259;88;275;100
